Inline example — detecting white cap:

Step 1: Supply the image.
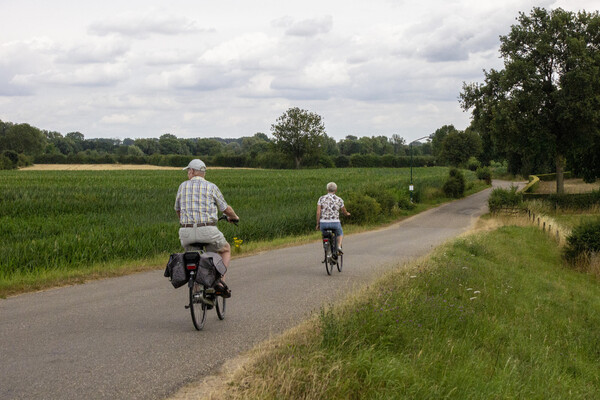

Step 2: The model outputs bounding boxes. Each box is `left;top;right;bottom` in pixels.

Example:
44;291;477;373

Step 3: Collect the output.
183;159;206;171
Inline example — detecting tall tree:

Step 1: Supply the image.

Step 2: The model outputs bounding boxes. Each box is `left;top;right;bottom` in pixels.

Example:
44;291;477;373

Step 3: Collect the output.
271;107;326;169
0;123;46;155
461;7;600;193
439;129;482;167
430;125;459;159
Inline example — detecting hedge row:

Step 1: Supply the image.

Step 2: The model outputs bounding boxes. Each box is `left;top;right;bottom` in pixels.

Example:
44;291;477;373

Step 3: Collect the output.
33;153;436;169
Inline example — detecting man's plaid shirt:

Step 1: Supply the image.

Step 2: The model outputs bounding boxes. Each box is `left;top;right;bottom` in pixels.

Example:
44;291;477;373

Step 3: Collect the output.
174;176;228;224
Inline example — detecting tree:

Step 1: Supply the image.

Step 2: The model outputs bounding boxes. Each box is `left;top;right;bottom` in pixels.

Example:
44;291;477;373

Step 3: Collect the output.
430;125;459;159
461;8;600;193
391;134;406;155
0;123;46;156
158;133;187;155
339;135;363;155
271;107;326;169
439;129;482;167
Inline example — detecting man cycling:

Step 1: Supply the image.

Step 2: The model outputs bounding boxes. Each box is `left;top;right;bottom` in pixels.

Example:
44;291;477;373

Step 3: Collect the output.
174;159;239;295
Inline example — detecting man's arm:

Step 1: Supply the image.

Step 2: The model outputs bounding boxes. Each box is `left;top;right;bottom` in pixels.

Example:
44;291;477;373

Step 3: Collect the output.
341;206;350;217
223;205;239;221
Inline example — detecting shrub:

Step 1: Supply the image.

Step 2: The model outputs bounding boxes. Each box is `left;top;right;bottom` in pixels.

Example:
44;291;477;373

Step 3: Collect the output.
2;150;19;165
334;155;350;168
476;166;492;185
364;186;397;213
467;156;481;171
0;155;16;170
442;168;465;198
490;159;508;176
488;186;523;212
564;219;600;263
344;193;381;224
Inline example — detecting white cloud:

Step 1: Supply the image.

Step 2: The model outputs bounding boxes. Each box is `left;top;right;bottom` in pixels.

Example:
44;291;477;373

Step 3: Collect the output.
89;9;212;38
272;15;334;37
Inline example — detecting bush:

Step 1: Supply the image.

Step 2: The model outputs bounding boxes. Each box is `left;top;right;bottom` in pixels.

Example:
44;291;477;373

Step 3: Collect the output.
476;166;492;185
2;150;19;165
488;186;523;212
490;160;508;177
364;186;397;213
0;155;16;169
467;156;481;171
442;168;465;198
334;155;350;168
564;219;600;263
344;193;381;224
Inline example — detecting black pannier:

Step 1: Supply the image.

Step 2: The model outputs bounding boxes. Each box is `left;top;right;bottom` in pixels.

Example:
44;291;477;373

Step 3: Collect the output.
196;252;227;288
164;253;188;288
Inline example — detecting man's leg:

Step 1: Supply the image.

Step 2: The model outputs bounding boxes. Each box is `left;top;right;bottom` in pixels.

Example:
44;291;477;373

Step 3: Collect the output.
218;242;232;269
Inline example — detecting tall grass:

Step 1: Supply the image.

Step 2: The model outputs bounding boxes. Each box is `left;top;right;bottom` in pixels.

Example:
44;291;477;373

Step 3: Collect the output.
1;167;481;290
218;226;600;399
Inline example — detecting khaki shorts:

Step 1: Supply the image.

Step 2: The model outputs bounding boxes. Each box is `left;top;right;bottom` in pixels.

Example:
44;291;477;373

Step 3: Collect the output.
179;226;228;253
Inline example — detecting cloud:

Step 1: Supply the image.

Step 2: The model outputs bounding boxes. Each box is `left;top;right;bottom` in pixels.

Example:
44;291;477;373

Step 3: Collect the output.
13;64;129;87
89;10;213;38
56;40;131;64
272;15;333;37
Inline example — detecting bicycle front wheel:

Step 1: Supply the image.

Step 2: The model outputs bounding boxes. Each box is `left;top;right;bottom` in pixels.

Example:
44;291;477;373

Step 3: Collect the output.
190;283;207;330
337;253;343;272
216;296;226;320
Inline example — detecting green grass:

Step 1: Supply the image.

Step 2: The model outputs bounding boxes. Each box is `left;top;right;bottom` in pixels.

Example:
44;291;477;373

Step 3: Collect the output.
0;167;487;296
221;226;600;399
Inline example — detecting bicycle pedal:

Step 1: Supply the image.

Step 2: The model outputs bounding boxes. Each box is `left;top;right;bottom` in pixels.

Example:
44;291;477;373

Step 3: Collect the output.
185;305;190;309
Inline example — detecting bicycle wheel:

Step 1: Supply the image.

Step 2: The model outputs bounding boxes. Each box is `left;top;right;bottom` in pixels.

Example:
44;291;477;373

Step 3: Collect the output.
337;252;343;272
216;296;226;320
324;246;333;275
189;283;207;330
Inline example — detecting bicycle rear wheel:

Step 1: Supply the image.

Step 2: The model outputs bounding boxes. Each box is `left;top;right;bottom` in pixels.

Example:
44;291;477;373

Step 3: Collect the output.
324;246;333;275
190;284;207;330
216;296;226;320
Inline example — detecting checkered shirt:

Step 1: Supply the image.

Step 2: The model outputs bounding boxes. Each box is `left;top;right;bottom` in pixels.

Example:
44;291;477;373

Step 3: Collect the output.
174;176;228;224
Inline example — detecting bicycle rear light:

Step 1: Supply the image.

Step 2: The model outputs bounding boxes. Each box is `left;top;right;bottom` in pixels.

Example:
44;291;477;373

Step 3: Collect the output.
186;263;197;270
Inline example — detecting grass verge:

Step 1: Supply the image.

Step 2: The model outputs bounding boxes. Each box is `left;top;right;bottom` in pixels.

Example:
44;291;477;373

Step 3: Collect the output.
212;226;600;399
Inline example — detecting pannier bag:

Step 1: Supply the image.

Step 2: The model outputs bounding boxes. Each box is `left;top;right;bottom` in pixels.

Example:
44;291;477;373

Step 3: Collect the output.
196;252;227;288
164;253;188;288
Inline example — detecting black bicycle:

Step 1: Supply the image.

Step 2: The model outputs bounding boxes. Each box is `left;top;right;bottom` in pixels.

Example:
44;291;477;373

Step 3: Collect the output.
184;215;237;331
322;229;343;275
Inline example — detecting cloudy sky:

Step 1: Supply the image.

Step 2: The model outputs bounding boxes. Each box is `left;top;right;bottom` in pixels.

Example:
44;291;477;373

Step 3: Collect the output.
0;0;596;142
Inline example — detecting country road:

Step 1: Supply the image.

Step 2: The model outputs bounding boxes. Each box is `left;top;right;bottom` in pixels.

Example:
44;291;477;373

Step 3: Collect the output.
0;181;519;400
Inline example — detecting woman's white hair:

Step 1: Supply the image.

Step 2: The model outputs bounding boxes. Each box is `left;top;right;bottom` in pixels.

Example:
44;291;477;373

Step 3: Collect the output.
327;182;337;192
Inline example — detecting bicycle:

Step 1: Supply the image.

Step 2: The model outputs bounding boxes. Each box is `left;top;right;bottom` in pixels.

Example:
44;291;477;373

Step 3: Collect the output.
322;229;343;275
183;215;237;331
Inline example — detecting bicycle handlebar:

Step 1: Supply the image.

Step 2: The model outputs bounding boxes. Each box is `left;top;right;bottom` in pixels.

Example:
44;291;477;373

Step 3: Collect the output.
218;214;239;225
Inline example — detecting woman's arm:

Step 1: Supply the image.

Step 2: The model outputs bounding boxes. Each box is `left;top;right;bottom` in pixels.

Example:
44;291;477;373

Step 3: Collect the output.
316;204;321;230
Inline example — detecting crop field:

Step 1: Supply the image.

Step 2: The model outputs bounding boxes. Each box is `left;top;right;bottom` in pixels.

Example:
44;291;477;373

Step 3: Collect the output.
0;167;476;284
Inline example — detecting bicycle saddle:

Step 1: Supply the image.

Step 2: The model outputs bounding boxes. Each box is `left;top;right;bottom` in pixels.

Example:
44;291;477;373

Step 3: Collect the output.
187;242;211;249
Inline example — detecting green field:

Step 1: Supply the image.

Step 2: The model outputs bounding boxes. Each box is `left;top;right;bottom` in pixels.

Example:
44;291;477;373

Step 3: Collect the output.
0;167;483;294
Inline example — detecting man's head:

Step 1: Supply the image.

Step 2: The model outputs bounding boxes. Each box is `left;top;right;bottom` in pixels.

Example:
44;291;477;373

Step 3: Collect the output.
327;182;337;193
183;159;206;177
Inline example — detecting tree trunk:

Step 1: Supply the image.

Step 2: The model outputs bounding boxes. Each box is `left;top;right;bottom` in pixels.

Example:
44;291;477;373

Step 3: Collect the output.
295;156;301;169
555;154;565;194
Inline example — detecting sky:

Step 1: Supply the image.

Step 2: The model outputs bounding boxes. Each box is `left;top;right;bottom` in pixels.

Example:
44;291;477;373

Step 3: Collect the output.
0;0;597;143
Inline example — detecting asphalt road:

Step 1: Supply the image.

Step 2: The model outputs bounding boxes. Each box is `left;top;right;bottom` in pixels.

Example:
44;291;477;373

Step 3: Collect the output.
0;181;518;400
